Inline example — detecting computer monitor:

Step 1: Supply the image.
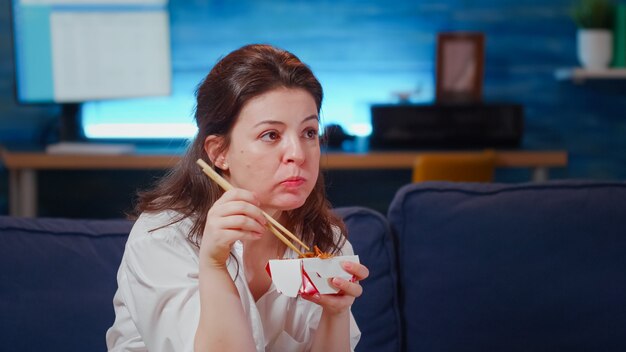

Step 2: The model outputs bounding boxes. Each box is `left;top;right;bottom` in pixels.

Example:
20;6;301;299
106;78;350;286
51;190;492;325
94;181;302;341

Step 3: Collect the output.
11;0;172;104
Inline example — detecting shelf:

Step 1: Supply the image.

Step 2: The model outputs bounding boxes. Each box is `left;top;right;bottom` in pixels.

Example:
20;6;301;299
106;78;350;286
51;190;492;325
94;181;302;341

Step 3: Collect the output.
555;68;626;82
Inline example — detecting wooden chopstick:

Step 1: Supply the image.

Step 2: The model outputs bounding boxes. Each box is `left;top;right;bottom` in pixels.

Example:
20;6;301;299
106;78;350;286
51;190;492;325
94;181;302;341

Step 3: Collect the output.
196;159;310;256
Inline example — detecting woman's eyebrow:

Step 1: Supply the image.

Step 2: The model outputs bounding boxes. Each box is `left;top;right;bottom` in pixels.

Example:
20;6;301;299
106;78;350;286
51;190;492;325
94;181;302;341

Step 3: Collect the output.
253;120;284;128
301;115;319;123
253;115;319;128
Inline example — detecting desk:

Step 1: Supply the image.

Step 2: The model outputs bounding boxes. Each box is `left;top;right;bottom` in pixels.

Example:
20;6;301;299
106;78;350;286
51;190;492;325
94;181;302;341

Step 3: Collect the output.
1;149;567;217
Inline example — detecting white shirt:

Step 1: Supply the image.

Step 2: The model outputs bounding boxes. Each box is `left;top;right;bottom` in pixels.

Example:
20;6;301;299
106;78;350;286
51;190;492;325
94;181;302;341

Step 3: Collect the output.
106;210;361;351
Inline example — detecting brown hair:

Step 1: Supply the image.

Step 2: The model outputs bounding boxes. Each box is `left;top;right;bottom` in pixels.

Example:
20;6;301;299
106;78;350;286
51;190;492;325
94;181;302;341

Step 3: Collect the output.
134;44;346;254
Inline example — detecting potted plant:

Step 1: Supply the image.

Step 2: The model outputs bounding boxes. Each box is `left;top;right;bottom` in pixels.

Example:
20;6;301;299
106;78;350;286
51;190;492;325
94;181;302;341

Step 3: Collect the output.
572;0;615;69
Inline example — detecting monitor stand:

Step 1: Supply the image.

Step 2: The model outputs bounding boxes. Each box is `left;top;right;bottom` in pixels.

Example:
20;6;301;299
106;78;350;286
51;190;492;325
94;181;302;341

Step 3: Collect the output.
46;103;136;154
59;103;83;141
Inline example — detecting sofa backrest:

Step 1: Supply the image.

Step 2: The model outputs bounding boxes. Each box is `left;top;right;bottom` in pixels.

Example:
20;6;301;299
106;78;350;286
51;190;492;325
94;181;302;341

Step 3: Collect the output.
335;206;402;352
0;216;132;352
388;181;626;352
0;207;401;352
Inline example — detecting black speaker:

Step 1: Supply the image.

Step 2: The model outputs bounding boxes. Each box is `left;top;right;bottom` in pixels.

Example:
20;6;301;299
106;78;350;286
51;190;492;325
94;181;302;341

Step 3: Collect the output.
369;103;524;149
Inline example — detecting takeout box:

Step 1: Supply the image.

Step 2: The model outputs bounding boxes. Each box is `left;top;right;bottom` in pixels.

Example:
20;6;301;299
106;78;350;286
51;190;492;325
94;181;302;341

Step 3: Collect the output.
266;255;360;297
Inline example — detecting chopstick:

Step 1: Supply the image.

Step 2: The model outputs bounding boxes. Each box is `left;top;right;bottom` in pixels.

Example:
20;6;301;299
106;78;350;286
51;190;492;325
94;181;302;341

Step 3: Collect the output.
196;159;310;256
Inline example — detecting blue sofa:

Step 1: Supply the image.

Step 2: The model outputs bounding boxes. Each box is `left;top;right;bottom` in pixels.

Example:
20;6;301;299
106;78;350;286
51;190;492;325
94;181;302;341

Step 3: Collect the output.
2;180;626;351
388;180;626;352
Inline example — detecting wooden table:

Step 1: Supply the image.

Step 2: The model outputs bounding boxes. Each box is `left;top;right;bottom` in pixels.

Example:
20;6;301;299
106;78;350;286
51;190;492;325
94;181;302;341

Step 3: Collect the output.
1;149;567;217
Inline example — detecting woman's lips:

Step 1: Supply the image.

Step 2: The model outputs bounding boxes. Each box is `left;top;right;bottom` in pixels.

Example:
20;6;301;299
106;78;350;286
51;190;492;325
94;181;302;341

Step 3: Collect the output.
281;177;305;187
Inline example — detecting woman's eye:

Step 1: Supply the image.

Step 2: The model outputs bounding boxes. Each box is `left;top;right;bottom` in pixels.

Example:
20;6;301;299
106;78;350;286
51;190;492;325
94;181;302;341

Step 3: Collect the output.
304;128;318;139
260;131;280;141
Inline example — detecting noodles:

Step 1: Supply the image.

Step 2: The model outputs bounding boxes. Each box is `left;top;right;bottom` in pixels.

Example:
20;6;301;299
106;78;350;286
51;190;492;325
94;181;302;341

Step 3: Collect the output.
298;245;334;259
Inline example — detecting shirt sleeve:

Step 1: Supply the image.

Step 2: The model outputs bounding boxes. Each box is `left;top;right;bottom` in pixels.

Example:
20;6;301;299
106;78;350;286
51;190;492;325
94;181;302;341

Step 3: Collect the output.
106;284;148;351
106;224;200;352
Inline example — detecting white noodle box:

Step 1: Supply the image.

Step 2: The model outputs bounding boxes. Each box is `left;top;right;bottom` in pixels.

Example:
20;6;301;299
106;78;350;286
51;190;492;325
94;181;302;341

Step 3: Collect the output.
267;255;360;297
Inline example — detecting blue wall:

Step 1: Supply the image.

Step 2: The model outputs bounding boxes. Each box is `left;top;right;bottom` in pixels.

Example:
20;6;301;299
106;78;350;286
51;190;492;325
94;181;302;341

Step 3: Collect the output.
164;0;626;183
2;0;626;213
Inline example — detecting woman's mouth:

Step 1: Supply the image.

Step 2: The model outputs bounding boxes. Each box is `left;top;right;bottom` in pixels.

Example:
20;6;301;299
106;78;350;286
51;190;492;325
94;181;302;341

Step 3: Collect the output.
281;177;306;187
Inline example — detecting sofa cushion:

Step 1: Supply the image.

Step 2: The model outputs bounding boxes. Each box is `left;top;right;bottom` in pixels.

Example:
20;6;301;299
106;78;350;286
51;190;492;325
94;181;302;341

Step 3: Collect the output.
388;181;626;352
0;216;132;352
335;206;402;352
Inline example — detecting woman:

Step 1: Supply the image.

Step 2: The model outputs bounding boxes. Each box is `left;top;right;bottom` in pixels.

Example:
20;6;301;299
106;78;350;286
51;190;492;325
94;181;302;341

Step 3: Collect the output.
106;44;369;351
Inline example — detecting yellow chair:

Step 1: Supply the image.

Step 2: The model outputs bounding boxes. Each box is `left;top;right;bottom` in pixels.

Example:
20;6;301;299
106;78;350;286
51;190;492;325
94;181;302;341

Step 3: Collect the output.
412;150;496;183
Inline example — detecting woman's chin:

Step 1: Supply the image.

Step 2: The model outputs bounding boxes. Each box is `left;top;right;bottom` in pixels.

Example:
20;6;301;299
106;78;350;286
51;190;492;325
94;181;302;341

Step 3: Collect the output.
269;197;308;212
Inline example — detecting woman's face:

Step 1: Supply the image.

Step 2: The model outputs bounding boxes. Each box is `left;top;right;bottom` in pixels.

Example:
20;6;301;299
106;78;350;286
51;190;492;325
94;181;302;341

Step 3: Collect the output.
219;87;320;212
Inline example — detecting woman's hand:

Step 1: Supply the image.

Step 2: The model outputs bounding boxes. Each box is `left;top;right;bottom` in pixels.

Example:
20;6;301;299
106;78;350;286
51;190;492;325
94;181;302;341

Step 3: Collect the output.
301;261;370;315
200;188;267;270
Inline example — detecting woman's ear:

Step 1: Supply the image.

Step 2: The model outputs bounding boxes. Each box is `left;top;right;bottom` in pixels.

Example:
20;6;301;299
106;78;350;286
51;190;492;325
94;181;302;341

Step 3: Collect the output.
203;135;228;170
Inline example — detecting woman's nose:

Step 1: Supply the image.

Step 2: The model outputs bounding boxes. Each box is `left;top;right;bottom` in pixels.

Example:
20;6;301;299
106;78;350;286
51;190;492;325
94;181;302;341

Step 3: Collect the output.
283;136;305;164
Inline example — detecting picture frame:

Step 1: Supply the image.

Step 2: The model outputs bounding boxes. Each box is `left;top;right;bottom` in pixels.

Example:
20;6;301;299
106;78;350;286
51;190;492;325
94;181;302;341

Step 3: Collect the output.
435;32;485;104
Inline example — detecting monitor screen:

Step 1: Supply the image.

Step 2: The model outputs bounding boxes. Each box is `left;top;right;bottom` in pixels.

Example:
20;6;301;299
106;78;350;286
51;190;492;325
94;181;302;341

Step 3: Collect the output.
11;0;172;104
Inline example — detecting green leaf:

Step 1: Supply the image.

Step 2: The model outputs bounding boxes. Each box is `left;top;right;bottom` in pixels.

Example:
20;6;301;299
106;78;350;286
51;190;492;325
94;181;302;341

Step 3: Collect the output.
571;0;615;29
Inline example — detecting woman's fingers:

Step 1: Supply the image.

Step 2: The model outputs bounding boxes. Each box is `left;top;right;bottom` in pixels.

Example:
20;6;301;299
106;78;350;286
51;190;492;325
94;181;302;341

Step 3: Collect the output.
212;201;267;227
301;287;357;314
330;277;363;298
208;189;266;230
216;229;265;242
202;188;268;265
210;189;267;227
200;188;273;268
323;261;370;300
341;261;370;281
216;214;266;235
299;262;371;315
